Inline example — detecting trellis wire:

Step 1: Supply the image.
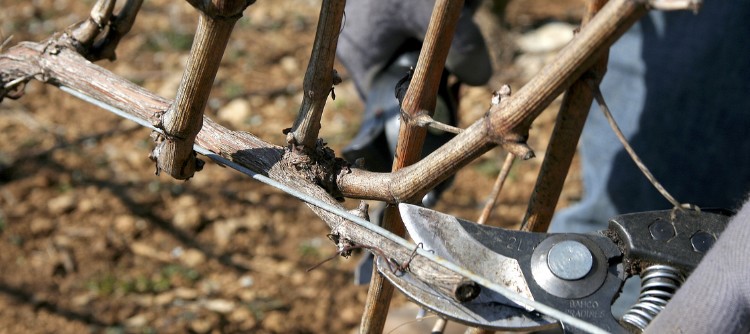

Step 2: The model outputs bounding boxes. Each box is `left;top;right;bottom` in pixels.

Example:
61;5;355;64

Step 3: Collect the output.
59;85;607;334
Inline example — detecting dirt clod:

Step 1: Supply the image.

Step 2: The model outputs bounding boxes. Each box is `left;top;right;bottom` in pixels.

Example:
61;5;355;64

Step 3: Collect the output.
47;193;76;214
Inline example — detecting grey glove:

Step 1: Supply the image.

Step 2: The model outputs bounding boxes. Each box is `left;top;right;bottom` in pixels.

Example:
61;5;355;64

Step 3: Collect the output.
337;0;491;207
645;199;750;333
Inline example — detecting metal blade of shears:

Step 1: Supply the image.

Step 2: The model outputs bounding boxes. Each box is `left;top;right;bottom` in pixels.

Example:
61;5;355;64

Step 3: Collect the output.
372;204;558;331
399;203;535;300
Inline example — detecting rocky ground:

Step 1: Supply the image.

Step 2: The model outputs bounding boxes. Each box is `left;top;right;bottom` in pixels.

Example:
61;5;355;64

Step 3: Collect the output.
0;0;584;333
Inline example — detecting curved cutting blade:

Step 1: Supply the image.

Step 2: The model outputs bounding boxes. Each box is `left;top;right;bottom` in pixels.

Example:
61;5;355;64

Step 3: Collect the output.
376;257;557;331
376;203;557;330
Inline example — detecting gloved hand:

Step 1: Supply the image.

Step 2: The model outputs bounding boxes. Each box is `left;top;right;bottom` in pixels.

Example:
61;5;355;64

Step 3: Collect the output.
336;0;492;206
644;199;750;333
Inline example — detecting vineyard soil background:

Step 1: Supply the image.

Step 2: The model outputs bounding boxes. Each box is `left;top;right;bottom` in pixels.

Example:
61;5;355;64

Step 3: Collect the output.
0;0;584;332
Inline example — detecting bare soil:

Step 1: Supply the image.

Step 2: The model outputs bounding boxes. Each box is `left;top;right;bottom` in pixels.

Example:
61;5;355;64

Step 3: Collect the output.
0;1;583;333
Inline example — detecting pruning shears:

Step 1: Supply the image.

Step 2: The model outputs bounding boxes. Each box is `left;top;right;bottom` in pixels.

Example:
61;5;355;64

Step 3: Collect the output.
376;204;730;333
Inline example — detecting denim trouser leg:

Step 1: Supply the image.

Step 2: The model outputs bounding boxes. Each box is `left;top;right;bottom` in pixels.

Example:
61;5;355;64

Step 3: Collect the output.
551;2;750;242
549;3;750;317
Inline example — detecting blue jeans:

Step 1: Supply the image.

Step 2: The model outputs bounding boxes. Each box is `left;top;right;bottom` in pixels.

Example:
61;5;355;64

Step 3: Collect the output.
550;1;750;315
552;2;750;232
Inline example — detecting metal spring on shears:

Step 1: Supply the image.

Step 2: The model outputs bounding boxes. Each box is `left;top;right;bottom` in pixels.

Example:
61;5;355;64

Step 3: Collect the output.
621;264;685;331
